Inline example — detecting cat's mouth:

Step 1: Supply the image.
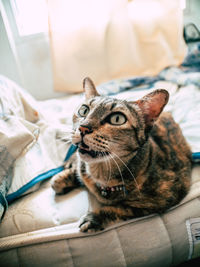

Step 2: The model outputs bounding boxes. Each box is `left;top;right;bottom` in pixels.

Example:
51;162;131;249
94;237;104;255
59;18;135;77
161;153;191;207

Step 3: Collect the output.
78;141;109;158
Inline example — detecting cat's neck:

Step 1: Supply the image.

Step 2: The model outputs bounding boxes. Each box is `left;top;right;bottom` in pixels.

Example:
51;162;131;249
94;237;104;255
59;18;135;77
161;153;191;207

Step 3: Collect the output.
86;141;151;186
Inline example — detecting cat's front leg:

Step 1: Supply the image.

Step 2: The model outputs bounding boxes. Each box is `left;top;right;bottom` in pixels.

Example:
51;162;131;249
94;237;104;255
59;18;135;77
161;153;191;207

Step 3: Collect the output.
51;155;82;194
79;205;134;232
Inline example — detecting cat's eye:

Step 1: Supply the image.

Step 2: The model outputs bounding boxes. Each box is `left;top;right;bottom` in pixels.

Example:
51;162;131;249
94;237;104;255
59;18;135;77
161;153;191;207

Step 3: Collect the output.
108;113;127;125
78;105;90;117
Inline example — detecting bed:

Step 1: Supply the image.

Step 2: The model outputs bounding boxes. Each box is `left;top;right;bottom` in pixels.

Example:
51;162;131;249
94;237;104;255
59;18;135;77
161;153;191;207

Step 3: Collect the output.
0;42;200;267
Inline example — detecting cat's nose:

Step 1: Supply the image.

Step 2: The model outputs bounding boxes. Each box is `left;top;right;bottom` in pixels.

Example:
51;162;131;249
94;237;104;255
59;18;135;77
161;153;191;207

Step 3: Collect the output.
79;125;93;135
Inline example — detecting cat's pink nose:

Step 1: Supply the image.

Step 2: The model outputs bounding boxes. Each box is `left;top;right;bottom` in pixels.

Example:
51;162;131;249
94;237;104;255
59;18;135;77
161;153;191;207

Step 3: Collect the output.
79;125;93;135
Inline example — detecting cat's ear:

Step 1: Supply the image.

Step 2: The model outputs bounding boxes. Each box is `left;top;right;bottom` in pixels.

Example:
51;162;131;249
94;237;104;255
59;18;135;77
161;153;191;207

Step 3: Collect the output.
135;89;169;127
83;77;99;100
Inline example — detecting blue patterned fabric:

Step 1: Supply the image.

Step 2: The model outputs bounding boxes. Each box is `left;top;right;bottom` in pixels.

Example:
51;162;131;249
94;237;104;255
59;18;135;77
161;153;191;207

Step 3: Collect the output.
182;42;200;67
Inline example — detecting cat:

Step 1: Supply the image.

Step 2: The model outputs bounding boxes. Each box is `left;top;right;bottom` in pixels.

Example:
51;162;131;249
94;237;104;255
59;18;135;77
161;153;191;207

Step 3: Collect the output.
51;77;192;232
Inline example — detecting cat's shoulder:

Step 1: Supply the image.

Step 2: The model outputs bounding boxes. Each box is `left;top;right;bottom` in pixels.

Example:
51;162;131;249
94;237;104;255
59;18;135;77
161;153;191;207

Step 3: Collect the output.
157;111;176;124
154;112;178;130
151;112;182;139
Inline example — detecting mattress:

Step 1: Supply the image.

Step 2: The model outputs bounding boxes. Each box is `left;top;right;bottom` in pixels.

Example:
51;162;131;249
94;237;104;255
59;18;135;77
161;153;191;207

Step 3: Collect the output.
1;43;200;266
0;167;200;267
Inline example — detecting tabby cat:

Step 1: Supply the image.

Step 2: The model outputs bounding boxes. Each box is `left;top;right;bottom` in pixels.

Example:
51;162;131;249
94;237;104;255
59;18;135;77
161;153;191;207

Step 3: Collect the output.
51;77;191;232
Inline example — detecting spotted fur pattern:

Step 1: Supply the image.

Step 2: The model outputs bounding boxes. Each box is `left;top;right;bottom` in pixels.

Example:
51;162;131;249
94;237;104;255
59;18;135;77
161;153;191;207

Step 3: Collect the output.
51;77;192;232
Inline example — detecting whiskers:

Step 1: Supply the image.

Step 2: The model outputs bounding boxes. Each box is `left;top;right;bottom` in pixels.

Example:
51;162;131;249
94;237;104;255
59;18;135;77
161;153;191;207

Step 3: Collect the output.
92;139;141;196
108;153;127;197
108;149;142;196
101;151;112;185
56;128;74;143
61;139;72;144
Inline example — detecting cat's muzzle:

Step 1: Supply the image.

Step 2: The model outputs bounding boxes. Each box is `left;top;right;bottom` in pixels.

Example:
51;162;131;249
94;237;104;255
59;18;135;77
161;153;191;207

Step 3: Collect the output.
78;141;109;158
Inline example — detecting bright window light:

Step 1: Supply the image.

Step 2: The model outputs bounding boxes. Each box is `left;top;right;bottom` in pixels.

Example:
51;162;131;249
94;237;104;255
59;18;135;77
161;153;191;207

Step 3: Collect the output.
11;0;48;36
180;0;186;10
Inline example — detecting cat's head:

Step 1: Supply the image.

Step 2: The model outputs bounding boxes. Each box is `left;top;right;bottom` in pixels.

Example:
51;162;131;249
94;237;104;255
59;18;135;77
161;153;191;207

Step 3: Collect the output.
72;77;169;163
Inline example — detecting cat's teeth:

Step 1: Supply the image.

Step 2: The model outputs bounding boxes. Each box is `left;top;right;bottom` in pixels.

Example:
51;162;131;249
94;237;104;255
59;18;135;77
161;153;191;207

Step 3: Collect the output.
111;187;115;192
116;186;119;191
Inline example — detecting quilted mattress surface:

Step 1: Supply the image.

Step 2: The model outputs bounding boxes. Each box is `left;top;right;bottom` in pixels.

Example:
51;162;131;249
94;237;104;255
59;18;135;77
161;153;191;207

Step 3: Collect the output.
0;166;200;267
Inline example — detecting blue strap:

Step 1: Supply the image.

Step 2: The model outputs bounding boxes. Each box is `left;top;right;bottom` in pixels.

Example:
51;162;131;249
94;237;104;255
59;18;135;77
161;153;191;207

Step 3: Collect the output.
6;144;77;204
192;152;200;163
0;192;8;219
64;144;77;161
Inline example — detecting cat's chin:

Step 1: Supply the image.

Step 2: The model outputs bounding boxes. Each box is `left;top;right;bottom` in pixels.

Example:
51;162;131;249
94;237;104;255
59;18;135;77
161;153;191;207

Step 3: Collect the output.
78;147;109;163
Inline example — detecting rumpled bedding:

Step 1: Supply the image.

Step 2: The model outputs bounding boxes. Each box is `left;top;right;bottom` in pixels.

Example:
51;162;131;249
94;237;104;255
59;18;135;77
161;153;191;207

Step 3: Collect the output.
0;78;71;219
0;42;200;220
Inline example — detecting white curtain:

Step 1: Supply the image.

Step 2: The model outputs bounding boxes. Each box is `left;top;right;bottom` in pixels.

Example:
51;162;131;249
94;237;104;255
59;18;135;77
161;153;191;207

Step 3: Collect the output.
47;0;187;93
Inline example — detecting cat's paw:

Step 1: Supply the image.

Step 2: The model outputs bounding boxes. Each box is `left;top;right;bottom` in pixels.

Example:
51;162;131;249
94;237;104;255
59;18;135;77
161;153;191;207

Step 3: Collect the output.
79;213;104;233
51;169;76;194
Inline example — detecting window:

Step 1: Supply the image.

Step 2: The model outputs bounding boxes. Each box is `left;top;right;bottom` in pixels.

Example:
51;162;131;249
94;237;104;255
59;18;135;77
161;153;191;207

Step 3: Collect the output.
180;0;186;10
10;0;48;36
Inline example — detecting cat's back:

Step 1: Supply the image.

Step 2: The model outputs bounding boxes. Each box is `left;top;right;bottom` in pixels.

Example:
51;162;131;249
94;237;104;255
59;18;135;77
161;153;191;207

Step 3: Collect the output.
137;112;192;212
150;112;191;163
